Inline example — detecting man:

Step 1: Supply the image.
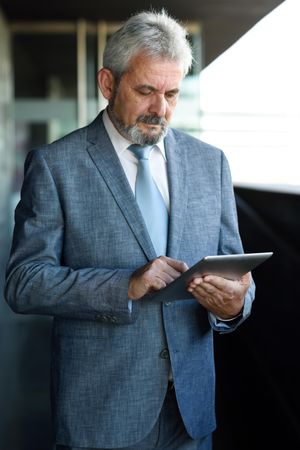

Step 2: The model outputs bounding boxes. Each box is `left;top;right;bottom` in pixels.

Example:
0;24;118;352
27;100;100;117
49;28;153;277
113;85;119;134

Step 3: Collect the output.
5;10;255;450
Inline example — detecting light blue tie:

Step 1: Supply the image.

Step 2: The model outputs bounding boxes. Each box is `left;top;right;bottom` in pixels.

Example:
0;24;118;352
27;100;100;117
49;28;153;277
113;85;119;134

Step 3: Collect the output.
129;144;169;256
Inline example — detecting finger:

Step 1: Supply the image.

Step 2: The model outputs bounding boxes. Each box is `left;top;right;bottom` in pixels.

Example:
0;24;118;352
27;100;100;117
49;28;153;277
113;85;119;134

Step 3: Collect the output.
188;277;216;292
152;257;188;281
201;275;231;290
187;282;207;296
156;271;179;285
163;256;189;273
188;280;223;301
203;272;251;290
187;277;203;289
150;278;167;291
150;258;181;281
240;272;252;285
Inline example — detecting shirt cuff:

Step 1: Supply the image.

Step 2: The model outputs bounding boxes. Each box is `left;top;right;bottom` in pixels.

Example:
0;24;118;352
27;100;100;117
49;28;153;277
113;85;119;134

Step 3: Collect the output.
215;313;242;322
208;311;243;331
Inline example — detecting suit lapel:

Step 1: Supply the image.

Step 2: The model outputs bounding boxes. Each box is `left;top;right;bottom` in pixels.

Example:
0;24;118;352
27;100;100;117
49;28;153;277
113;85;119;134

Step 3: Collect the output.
165;130;188;259
86;113;157;261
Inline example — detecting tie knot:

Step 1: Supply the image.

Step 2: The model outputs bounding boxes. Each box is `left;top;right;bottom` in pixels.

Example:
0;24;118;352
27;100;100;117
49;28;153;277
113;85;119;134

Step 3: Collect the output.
129;144;152;160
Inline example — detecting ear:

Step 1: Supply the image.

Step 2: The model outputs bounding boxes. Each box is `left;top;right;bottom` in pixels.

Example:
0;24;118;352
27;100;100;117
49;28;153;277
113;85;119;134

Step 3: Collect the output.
97;68;115;101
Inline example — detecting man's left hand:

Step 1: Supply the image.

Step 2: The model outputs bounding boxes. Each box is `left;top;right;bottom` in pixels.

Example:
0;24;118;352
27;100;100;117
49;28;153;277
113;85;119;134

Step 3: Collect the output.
187;272;252;320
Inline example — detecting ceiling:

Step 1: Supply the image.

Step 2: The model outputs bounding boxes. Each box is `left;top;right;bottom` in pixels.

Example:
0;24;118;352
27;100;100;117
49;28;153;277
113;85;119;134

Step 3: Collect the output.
0;0;285;66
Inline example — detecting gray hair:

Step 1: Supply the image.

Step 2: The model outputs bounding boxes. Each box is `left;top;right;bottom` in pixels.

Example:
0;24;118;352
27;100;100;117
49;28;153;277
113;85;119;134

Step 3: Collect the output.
103;10;193;79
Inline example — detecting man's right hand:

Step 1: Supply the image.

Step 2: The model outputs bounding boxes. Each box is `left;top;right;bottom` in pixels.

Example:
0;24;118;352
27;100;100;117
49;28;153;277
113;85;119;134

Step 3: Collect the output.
128;256;188;300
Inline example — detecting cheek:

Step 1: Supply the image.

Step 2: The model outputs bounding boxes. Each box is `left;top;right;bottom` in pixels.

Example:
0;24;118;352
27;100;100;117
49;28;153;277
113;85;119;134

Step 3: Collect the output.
165;103;177;120
114;98;137;123
128;100;150;121
114;91;151;123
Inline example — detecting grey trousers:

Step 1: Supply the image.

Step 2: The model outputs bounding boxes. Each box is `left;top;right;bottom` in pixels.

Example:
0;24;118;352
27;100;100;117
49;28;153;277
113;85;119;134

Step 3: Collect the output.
56;388;212;450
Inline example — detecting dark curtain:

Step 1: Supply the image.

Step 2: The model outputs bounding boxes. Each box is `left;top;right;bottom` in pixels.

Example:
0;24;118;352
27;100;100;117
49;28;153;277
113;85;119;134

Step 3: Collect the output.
214;187;300;450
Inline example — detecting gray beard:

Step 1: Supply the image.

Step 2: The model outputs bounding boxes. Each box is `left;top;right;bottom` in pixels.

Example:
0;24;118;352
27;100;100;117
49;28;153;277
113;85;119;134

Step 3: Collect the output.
108;109;169;145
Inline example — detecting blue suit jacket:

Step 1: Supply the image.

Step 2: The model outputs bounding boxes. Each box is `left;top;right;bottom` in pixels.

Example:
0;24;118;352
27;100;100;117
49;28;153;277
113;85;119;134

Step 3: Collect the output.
5;112;255;448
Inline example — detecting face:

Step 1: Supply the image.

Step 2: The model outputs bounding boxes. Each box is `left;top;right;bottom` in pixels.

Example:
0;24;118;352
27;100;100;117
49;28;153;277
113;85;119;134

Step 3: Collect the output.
98;53;183;145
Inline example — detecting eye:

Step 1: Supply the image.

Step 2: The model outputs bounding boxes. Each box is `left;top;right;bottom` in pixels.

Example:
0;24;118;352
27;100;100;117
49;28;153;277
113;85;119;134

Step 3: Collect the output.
165;91;179;100
136;88;152;96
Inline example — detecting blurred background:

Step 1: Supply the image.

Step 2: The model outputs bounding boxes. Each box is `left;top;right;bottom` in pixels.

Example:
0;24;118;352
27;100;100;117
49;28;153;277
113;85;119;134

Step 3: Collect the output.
0;0;300;449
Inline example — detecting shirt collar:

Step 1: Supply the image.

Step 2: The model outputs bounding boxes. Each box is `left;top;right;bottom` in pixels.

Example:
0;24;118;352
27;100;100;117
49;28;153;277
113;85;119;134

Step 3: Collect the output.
102;109;167;160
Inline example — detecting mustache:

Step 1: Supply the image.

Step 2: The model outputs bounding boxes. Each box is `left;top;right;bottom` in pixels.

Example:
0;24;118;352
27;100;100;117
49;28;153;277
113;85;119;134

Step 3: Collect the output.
137;115;168;126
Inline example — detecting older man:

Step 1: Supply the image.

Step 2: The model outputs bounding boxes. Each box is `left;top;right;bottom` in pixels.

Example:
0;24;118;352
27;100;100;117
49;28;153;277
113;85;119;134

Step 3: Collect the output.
5;10;255;450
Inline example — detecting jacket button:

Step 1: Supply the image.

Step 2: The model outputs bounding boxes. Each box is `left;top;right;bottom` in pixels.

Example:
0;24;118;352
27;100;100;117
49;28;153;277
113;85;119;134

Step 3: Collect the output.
95;315;104;320
110;316;118;323
160;349;170;359
95;315;108;322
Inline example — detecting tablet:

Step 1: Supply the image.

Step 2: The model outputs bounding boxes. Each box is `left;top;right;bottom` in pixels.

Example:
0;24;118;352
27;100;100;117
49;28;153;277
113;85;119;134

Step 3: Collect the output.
142;252;273;302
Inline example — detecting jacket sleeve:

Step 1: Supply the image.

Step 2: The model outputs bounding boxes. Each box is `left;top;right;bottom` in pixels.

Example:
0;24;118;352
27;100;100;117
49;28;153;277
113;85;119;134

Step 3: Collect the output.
5;149;136;324
209;151;255;333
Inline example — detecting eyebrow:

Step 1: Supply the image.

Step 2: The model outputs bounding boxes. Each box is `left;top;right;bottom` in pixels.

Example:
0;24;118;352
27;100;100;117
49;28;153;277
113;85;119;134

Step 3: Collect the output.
135;84;180;95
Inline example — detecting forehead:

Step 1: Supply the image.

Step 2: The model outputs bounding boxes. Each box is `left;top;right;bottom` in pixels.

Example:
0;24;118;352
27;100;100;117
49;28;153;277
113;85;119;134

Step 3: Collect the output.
122;52;183;91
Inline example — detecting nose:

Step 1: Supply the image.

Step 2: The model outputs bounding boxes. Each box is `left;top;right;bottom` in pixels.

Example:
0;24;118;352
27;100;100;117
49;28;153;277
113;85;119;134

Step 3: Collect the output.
149;94;167;117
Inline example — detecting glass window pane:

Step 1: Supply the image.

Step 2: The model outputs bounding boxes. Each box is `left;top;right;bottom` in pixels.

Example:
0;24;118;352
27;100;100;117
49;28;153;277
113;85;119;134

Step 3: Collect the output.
13;33;77;98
